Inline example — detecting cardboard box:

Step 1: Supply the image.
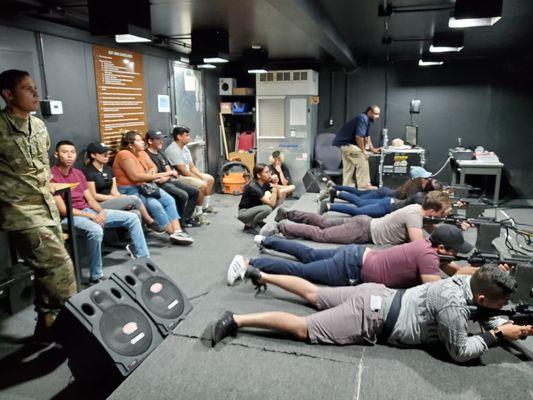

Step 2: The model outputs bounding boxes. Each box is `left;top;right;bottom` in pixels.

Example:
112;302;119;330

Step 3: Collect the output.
220;102;232;114
232;87;255;96
228;151;255;175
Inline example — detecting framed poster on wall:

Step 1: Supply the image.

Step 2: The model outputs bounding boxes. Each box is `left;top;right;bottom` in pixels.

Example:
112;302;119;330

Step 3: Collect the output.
93;45;147;149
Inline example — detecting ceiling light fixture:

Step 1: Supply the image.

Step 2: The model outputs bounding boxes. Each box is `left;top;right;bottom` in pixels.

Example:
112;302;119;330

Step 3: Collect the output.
197;64;217;69
429;32;464;53
449;0;502;28
191;28;230;63
115;33;151;43
242;46;269;75
418;59;444;66
248;69;268;74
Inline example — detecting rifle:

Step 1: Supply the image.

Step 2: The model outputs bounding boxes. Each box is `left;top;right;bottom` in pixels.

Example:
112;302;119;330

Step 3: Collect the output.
468;302;533;326
438;252;532;267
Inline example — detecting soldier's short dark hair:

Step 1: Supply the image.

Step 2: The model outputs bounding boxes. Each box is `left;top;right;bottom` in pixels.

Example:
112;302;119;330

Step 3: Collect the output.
172;125;190;140
0;70;30;100
470;264;517;299
55;140;76;152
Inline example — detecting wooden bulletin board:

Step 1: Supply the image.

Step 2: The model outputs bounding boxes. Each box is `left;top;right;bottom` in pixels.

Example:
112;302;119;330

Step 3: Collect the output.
93;45;147;149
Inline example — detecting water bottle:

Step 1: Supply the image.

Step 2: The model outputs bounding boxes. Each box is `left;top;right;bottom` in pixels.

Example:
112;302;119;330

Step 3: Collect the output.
383;128;389;148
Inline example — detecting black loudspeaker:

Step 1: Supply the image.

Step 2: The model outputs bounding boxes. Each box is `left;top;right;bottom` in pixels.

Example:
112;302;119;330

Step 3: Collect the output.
110;258;192;336
302;168;330;193
53;279;164;389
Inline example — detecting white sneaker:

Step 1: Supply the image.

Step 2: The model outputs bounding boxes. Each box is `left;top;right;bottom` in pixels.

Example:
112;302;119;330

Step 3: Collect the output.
170;231;194;245
254;235;265;248
227;255;246;286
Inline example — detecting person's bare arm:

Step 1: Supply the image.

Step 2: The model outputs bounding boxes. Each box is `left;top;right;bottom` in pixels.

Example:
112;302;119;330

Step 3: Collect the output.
84;189;104;213
260;185;278;208
420;274;441;283
175;163;193;177
407;227;424;241
53;194;95;219
110;178;122;197
367;136;381;154
120;157;168;182
355;136;367;157
189;163;204;180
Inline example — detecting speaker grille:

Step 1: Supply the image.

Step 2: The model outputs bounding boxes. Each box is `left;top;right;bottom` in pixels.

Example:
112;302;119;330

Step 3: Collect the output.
141;276;185;319
99;304;154;356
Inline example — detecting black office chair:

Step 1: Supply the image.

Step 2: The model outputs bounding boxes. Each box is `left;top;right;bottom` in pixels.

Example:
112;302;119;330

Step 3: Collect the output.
314;133;342;181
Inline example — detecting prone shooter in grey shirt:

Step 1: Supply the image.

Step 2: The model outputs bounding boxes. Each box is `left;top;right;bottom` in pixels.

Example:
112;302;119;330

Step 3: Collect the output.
211;264;533;363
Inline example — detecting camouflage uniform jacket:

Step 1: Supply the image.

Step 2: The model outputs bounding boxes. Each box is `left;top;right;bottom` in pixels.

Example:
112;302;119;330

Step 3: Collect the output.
0;108;60;230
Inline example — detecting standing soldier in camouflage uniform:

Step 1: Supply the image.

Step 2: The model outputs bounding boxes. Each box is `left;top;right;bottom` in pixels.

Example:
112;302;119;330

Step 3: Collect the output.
0;69;77;338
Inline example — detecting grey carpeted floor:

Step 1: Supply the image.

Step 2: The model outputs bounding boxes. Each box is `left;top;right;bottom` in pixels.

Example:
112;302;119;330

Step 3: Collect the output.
1;193;533;400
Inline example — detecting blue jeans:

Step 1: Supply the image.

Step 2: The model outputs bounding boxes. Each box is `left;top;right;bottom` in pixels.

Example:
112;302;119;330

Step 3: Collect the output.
250;236;365;286
331;193;392;217
335;185;396;199
64;208;149;280
118;185;179;228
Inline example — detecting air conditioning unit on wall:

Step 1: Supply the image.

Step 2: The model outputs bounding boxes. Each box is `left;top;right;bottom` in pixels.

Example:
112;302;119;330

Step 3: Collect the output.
256;69;318;96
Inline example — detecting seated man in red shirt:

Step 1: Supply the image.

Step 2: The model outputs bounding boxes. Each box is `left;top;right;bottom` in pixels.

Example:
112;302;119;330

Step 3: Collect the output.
227;224;475;287
51;140;150;284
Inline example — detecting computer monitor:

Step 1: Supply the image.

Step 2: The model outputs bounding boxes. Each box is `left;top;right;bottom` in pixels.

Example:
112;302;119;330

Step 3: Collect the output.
405;125;418;147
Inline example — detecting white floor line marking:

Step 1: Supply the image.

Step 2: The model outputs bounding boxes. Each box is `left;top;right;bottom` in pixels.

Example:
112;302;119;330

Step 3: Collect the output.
353;347;366;400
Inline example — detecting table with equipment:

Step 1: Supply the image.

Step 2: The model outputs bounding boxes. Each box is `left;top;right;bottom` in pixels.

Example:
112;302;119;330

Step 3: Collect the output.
379;147;426;187
450;159;504;205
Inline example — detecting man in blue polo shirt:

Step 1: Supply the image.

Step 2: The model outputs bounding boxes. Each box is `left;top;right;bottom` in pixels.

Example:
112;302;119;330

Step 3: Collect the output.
332;105;381;188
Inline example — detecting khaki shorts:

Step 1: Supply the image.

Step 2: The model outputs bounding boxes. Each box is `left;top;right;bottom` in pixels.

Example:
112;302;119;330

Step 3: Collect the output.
305;283;394;345
176;173;211;189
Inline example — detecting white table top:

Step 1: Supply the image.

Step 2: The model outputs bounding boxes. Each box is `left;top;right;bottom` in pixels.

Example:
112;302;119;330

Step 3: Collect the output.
455;159;504;167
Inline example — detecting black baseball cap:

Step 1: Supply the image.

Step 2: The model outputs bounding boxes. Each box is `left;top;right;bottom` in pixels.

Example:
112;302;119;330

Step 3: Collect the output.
87;142;111;154
430;224;474;254
146;130;167;140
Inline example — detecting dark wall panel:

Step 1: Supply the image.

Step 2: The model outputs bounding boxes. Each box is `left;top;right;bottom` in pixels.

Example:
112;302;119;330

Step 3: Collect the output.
144;55;172;134
204;71;223;178
318;60;533;198
40;34;98;163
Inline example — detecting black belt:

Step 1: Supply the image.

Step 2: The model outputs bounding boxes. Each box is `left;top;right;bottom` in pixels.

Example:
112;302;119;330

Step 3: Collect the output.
379;289;406;343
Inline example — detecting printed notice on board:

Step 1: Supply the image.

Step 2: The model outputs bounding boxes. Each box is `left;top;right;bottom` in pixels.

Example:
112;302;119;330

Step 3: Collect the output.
93;45;148;149
289;98;307;126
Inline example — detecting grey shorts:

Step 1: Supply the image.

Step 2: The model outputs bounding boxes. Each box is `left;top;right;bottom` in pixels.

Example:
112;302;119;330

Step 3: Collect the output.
305;283;395;345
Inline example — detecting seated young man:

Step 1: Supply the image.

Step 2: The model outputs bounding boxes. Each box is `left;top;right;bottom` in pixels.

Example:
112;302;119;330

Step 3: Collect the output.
144;129;202;227
164;125;216;215
269;150;295;202
227;224;475;287
213;265;533;363
260;190;457;245
51;140;150;284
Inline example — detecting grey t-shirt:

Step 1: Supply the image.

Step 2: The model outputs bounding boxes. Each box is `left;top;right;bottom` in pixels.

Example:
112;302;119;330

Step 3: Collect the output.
387;275;501;363
164;141;192;172
370;204;422;245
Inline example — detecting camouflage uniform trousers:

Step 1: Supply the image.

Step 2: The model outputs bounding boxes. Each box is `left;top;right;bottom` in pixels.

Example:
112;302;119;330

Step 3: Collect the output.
9;223;77;319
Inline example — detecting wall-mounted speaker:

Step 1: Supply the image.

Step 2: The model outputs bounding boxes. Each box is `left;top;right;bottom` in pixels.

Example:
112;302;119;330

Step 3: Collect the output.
110;258;192;336
219;78;237;95
53;278;164;390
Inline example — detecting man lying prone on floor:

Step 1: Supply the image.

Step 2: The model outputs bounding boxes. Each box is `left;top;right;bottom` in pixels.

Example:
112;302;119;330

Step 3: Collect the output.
213;265;533;363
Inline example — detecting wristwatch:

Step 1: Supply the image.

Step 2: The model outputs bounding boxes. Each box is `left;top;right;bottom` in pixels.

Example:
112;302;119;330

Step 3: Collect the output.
493;327;505;340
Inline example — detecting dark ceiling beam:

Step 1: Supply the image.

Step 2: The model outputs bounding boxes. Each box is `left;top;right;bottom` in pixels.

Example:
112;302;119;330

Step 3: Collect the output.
265;0;357;69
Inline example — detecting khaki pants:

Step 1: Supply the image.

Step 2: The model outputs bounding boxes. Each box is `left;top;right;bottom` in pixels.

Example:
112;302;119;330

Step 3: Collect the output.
9;224;77;317
176;173;210;189
340;144;370;188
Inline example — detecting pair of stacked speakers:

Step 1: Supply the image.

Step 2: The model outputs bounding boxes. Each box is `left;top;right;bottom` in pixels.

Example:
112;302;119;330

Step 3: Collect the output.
54;259;192;392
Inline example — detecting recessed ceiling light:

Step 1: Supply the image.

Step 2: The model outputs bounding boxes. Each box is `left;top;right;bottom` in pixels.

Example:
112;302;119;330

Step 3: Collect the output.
248;69;268;74
115;34;151;43
197;64;217;69
429;45;464;53
449;16;501;28
418;59;444;67
203;57;229;63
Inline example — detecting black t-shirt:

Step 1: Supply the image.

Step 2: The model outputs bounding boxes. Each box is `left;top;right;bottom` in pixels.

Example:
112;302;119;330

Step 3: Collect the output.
146;149;172;173
238;180;272;210
82;163;114;195
269;164;291;185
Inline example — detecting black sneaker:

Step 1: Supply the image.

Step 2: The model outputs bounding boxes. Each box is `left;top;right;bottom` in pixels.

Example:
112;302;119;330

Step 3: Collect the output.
329;188;337;204
244;266;267;293
183;218;202;228
146;220;166;233
211;311;238;346
88;276;107;286
243;225;259;235
275;206;290;223
319;200;329;215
